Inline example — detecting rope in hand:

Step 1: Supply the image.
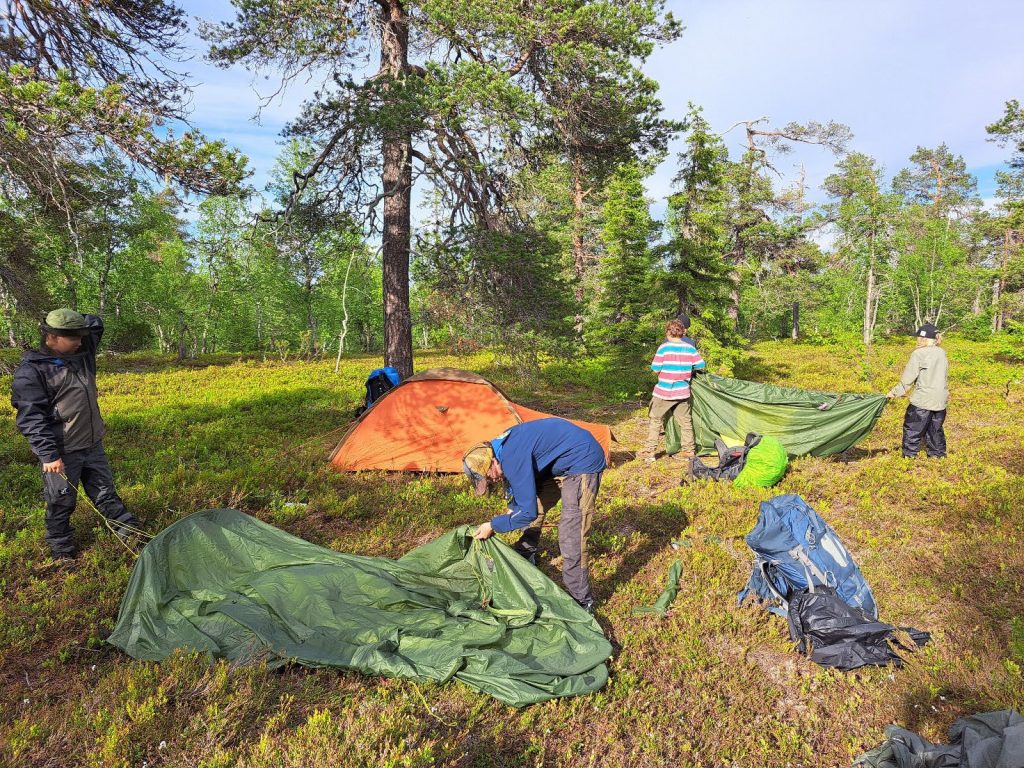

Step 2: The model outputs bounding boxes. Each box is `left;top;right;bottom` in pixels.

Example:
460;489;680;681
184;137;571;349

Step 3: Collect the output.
58;472;154;559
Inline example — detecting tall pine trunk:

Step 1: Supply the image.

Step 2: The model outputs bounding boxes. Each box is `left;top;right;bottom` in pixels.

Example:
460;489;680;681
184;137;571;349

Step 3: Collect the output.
992;228;1011;333
98;251;113;315
380;0;414;379
728;271;740;328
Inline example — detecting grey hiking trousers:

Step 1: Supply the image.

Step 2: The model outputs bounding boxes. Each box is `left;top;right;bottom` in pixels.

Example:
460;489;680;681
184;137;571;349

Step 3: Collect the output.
512;472;602;605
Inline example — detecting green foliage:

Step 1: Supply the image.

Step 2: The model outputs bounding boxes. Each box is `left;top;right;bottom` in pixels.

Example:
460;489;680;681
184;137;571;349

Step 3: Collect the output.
821;152;902;343
662;105;734;337
414;224;573;374
993;324;1024;363
0;138;385;359
892;144;980;214
104;319;156;354
0;0;249;334
203;0;680;374
590;162;661;354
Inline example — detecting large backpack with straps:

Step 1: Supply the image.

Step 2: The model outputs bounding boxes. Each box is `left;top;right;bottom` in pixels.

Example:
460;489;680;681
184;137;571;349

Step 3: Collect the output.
355;367;401;417
738;494;877;619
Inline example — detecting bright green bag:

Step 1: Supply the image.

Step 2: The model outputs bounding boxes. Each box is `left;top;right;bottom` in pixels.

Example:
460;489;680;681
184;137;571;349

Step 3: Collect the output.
734;435;789;488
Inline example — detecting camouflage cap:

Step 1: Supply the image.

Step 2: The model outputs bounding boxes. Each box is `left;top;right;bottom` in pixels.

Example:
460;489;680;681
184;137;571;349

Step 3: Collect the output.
41;308;90;337
462;442;495;496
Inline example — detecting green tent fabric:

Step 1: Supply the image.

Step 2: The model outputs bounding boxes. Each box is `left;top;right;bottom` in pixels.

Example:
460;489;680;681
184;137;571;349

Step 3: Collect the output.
632;560;682;616
664;413;683;456
733;435;789;489
108;509;611;707
690;373;886;457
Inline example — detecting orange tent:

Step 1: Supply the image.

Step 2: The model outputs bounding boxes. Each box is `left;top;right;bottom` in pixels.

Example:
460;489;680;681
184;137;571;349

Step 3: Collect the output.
329;368;612;472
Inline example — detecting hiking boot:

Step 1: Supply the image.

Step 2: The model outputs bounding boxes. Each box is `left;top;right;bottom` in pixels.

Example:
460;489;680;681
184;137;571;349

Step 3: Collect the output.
111;518;147;548
576;598;596;614
637;451;657;463
48;550;78;567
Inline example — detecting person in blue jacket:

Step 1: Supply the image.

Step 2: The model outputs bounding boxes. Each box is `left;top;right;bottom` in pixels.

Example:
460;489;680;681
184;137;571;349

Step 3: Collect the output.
463;417;606;611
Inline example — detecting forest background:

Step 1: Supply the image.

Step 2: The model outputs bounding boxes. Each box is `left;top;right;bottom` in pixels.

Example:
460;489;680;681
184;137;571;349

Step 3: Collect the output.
1;0;1021;374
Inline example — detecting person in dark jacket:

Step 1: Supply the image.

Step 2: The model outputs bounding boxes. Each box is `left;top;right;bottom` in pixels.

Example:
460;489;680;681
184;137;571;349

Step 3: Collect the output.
462;418;605;611
10;308;142;559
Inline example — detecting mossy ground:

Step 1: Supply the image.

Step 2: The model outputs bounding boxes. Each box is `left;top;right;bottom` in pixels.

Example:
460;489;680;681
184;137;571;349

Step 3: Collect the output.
1;339;1022;767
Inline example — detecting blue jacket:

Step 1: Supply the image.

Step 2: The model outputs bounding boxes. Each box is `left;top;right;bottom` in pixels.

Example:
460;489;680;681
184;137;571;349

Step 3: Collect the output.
490;418;606;533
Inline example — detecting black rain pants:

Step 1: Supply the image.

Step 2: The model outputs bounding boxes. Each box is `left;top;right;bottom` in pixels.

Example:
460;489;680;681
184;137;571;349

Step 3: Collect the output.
901;404;947;459
40;441;140;556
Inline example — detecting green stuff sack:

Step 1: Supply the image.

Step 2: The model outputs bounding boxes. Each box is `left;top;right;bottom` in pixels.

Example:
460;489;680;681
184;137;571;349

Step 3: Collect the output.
733;435;789;488
108;509;611;708
690;373;886;457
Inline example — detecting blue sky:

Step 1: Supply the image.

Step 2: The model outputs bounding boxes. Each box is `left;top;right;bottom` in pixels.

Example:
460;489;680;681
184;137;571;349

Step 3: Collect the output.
178;0;1024;214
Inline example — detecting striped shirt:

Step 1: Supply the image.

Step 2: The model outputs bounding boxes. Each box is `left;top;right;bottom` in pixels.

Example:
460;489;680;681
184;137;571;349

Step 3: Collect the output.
651;338;706;400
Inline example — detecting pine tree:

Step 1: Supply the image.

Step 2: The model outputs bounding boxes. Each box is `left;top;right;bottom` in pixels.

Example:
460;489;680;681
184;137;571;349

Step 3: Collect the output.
204;0;678;376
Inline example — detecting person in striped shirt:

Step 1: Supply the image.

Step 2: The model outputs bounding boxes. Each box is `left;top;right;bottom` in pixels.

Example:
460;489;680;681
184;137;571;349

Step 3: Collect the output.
641;316;706;461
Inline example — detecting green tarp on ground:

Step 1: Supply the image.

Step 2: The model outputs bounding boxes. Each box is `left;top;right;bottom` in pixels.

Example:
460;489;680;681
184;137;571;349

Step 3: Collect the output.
107;509;612;707
690;373;886;458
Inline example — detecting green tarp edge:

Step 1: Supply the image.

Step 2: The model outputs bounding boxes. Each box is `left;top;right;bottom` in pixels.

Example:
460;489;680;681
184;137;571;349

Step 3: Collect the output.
108;509;612;708
690;373;886;458
632;560;682;616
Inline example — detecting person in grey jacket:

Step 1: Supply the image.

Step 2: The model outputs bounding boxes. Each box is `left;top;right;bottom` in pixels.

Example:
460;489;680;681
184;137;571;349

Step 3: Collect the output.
10;308;142;559
887;322;949;459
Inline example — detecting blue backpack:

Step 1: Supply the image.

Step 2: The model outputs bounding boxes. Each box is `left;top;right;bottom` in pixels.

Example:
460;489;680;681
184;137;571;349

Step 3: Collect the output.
356;367;401;416
738;494;877;619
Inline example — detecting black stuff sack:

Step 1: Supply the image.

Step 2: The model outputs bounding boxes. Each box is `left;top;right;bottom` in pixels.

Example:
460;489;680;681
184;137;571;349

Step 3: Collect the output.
786;587;930;671
687;434;760;482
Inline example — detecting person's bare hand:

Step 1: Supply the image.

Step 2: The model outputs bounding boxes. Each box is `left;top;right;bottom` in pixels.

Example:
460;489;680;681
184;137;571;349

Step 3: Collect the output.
42;458;65;474
474;521;494;540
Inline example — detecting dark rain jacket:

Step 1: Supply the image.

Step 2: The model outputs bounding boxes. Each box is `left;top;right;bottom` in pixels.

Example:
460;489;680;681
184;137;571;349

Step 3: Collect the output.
11;315;106;462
